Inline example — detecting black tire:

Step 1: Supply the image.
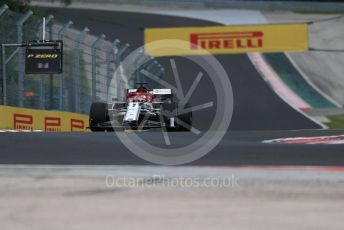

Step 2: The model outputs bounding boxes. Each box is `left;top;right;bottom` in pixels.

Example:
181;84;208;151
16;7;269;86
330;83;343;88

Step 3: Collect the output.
177;103;193;131
89;102;108;132
161;101;178;131
161;102;192;131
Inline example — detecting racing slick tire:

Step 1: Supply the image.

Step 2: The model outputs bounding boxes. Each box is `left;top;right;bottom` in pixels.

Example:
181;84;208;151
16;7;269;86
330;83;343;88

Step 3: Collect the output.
161;102;192;131
177;103;193;131
89;102;109;132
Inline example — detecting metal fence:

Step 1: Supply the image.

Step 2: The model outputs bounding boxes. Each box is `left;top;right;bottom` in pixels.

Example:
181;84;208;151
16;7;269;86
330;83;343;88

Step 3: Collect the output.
0;4;164;114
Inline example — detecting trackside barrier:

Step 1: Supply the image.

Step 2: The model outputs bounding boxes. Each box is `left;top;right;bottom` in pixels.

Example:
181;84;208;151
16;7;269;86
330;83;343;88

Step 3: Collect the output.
0;6;164;114
0;105;89;131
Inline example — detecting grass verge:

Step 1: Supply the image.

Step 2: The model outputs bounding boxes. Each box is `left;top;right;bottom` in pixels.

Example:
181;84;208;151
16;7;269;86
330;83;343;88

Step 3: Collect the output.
326;115;344;129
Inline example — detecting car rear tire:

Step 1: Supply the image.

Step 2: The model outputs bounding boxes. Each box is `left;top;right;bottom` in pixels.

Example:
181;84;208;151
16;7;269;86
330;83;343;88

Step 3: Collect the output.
177;103;192;131
89;102;108;132
161;102;192;131
161;102;177;131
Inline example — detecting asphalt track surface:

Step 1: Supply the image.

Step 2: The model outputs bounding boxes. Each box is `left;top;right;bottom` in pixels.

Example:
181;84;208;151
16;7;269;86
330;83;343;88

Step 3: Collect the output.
1;8;343;166
1;130;344;165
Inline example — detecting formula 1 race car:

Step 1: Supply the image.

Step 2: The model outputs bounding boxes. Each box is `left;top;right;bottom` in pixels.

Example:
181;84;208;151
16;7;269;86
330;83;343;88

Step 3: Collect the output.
89;83;192;132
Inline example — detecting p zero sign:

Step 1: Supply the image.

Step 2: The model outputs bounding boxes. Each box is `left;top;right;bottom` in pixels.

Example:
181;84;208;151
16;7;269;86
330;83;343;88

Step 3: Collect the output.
25;48;62;74
25;41;63;74
144;24;308;56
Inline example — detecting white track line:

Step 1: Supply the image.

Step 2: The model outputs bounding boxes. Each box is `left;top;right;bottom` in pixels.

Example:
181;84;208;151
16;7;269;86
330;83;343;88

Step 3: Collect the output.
0;130;43;132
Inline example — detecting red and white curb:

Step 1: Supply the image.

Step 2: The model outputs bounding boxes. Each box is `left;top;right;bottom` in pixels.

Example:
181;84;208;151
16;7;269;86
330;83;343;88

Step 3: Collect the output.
231;165;344;172
263;135;344;144
248;53;311;111
0;129;43;132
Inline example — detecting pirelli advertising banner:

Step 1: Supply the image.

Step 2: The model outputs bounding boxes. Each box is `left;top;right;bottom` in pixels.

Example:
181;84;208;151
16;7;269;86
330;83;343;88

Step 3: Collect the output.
144;24;308;56
0;105;89;132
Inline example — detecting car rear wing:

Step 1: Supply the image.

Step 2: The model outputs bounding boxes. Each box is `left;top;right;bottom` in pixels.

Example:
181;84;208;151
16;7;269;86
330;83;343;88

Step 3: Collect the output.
150;89;172;95
127;89;173;100
151;89;173;102
127;88;173;103
127;88;172;95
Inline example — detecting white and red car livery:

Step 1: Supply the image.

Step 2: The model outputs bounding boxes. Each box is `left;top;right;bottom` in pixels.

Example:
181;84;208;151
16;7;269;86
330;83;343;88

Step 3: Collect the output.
89;83;192;131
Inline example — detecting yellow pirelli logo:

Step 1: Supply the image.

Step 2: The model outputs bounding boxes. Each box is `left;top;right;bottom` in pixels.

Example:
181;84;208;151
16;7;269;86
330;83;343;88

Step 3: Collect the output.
27;54;59;59
144;24;308;56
